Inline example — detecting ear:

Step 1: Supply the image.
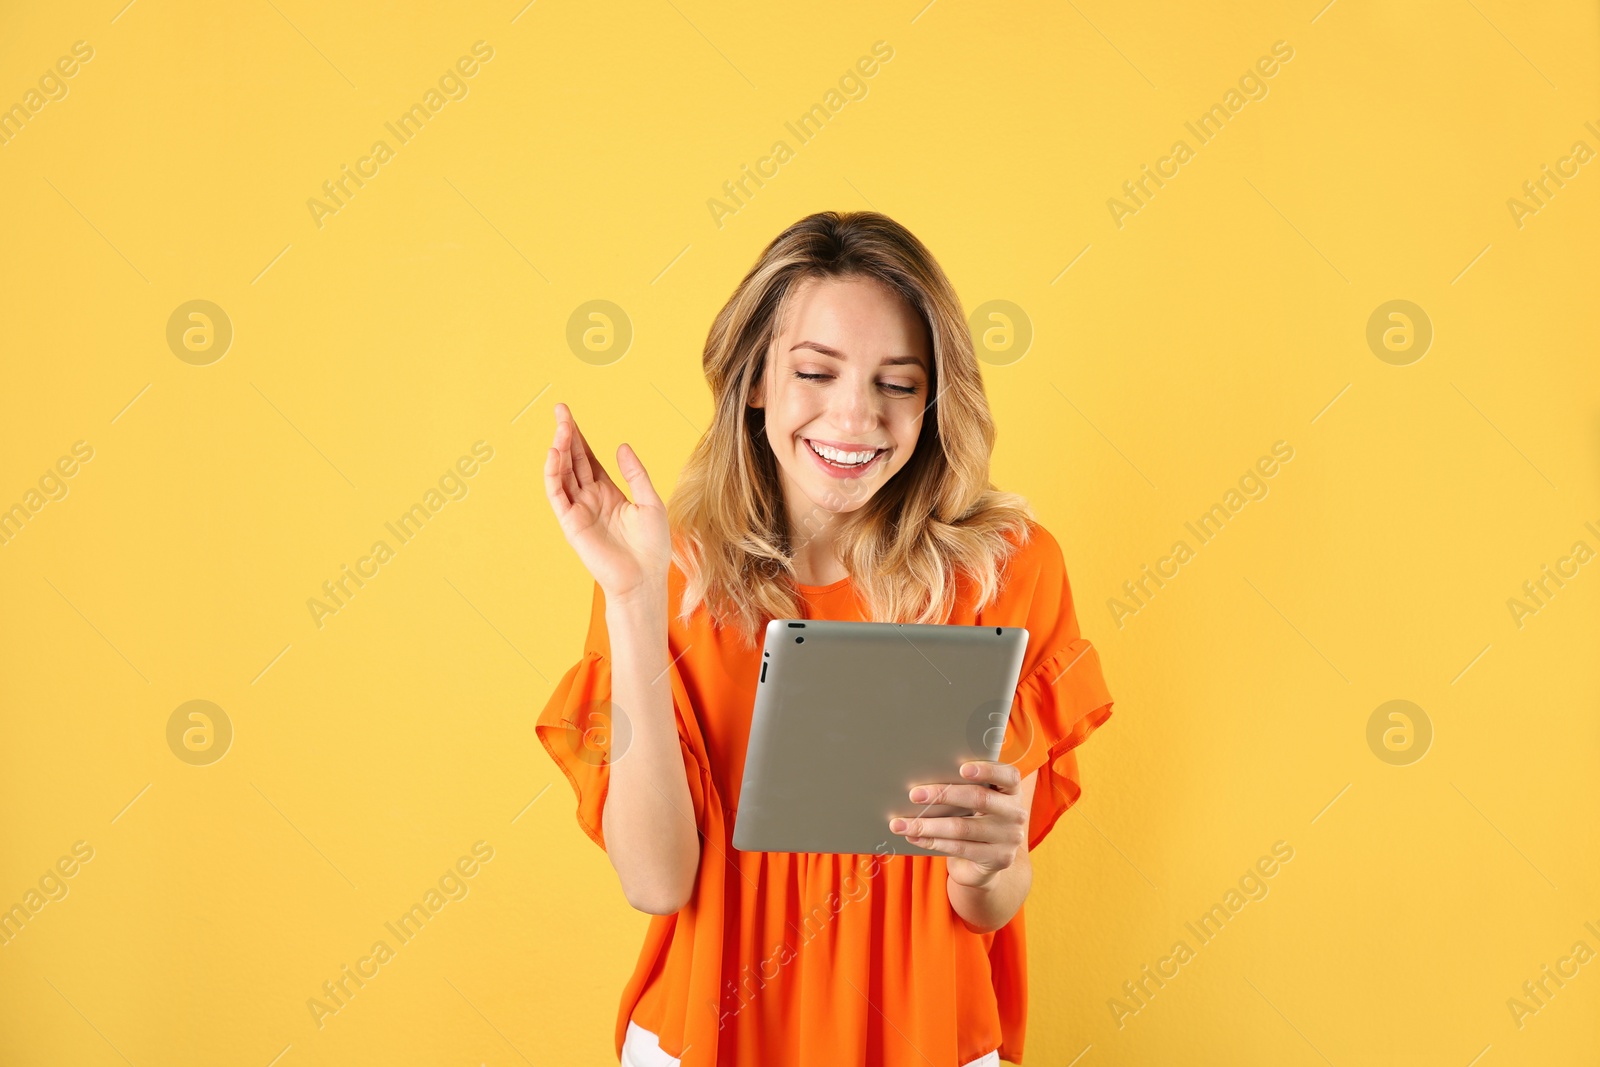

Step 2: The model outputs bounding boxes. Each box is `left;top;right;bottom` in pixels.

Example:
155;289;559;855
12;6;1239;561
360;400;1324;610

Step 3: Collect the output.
747;371;765;409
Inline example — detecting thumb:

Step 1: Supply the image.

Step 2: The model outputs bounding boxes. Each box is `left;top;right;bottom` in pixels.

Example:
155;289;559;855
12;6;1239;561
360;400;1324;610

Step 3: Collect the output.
616;443;663;508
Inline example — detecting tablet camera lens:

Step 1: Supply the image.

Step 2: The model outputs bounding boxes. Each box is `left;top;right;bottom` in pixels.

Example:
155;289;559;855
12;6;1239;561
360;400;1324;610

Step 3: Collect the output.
795;636;804;643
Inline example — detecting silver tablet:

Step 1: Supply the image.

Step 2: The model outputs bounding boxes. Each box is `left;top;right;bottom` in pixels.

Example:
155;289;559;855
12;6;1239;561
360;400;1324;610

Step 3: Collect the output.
731;618;1030;856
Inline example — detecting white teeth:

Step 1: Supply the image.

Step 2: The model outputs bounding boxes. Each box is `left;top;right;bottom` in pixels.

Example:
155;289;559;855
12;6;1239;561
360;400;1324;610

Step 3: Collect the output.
808;440;880;466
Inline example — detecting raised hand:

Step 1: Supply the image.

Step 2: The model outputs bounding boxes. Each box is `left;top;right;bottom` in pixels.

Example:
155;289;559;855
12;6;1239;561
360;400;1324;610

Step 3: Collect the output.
544;402;671;605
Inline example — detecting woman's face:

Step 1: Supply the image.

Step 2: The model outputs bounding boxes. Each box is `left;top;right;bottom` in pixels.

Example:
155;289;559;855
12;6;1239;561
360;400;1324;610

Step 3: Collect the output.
749;274;932;520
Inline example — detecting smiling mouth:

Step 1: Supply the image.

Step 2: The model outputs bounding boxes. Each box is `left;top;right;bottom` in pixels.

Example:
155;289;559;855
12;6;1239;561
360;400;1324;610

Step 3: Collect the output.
805;438;887;471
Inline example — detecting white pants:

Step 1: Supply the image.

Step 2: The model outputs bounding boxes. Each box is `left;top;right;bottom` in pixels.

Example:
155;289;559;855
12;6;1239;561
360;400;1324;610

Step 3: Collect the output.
622;1020;1000;1066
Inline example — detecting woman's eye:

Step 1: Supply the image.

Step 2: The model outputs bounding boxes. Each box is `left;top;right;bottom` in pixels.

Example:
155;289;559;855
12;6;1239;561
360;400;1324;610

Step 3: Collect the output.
792;371;917;396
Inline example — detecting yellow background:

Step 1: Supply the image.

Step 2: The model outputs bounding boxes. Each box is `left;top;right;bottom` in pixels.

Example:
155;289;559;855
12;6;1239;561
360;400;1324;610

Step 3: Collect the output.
2;0;1597;1064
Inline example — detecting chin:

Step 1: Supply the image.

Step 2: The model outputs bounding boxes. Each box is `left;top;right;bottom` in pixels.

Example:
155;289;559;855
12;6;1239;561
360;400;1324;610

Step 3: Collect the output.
802;479;880;515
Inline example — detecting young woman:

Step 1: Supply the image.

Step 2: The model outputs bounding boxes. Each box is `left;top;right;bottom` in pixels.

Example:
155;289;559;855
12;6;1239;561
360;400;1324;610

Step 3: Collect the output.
538;211;1115;1066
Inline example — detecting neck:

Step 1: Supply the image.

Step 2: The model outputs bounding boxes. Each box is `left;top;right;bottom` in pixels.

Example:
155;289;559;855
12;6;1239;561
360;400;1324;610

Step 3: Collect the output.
787;502;849;587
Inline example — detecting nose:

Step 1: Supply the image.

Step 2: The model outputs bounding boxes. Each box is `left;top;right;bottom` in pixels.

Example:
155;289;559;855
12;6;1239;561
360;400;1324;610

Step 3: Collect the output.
831;373;880;437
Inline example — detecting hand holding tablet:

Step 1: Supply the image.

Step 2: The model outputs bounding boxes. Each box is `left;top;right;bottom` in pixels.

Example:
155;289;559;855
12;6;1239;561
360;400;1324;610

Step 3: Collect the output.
891;757;1032;887
731;618;1030;858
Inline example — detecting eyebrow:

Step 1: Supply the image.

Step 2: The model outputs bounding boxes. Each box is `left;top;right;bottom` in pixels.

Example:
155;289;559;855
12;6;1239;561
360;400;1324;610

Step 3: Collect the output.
789;340;925;367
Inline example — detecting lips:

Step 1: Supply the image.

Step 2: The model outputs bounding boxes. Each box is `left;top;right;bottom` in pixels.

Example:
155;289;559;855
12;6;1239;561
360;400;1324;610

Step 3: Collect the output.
803;437;888;479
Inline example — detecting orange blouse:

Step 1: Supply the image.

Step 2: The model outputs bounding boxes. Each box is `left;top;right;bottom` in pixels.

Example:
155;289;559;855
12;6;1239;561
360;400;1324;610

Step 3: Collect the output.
536;521;1115;1066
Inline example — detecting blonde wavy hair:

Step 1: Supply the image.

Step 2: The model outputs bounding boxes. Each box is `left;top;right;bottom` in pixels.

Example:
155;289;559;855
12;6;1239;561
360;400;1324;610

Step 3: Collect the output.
667;210;1037;646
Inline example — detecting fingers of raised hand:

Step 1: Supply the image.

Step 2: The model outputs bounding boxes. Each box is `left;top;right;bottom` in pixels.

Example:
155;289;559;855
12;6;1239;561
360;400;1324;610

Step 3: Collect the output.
552;404;598;489
545;411;575;496
544;444;570;512
615;442;663;508
572;418;610;491
545;420;582;511
553;404;623;502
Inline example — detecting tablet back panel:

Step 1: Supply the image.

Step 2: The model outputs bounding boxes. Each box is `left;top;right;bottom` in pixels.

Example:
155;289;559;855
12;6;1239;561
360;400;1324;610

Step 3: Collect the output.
731;619;1029;856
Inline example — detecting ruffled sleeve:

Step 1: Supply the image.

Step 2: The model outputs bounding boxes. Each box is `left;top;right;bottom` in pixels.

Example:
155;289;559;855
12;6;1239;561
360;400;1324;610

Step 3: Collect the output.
534;580;713;852
1001;526;1116;850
